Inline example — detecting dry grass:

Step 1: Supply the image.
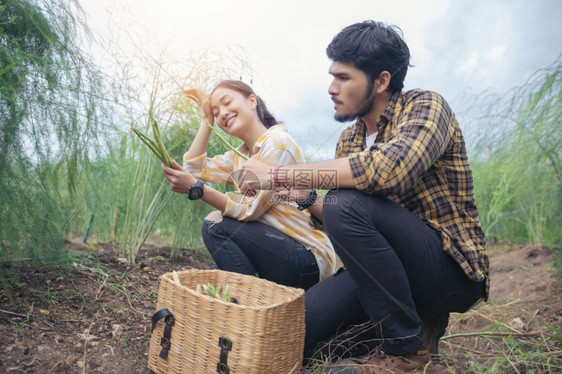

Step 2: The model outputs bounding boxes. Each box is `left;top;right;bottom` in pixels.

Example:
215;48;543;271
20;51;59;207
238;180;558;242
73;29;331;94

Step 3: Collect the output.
303;286;562;373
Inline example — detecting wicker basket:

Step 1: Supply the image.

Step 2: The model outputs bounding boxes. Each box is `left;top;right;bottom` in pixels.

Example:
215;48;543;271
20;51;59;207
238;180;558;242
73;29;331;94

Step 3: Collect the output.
148;269;305;374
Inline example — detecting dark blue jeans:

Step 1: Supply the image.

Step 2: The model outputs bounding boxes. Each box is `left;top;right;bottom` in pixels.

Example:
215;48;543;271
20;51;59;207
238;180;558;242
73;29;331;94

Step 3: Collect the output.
304;189;484;358
201;216;319;290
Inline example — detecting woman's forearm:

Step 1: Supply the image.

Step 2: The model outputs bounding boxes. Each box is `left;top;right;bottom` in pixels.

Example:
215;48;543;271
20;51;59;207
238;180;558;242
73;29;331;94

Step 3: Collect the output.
184;122;213;160
200;184;228;212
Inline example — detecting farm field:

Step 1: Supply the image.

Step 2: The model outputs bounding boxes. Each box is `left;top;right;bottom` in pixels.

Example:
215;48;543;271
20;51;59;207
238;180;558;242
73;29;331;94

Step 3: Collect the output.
1;242;560;373
2;2;561;373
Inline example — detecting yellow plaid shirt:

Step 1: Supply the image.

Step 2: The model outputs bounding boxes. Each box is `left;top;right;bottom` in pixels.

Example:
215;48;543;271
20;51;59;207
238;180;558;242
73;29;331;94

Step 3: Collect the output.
184;125;337;281
337;89;490;299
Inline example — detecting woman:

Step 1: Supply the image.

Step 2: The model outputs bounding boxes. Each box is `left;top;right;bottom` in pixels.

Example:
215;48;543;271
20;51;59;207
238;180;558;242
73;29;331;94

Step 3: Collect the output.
162;80;336;289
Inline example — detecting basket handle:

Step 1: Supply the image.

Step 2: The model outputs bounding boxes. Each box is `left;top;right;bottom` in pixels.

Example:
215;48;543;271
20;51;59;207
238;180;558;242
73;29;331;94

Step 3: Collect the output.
151;308;175;359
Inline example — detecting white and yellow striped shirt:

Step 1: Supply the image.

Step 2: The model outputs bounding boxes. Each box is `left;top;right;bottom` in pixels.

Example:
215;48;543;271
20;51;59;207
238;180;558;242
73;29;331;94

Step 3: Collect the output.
183;125;336;280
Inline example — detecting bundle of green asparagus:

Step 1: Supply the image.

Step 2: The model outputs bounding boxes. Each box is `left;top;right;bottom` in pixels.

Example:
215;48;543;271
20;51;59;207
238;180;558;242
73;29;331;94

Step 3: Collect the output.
132;110;173;167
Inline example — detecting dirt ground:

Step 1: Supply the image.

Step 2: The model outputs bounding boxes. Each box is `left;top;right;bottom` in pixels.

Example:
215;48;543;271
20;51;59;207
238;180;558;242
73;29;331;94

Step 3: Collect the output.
0;242;560;373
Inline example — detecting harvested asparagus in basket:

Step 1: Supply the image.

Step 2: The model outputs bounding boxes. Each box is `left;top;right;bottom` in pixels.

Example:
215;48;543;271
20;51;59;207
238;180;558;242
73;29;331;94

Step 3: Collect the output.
172;271;180;285
196;283;231;302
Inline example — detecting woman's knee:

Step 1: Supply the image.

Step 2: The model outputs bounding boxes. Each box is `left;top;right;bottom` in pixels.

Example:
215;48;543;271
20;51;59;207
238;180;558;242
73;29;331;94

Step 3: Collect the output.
201;210;224;244
204;210;223;223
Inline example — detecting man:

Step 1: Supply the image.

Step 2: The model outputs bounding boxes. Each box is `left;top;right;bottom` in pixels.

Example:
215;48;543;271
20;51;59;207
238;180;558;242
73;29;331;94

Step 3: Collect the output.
240;20;489;372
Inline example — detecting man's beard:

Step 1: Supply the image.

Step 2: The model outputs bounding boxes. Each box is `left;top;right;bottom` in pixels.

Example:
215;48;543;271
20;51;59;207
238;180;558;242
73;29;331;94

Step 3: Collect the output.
334;81;375;123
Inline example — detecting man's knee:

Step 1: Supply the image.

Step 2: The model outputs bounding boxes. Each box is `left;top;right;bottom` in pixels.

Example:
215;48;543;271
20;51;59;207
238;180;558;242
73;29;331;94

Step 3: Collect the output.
323;189;364;237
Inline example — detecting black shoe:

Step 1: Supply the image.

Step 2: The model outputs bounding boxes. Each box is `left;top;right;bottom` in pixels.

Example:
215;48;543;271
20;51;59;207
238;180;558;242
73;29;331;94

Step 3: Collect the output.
326;345;431;373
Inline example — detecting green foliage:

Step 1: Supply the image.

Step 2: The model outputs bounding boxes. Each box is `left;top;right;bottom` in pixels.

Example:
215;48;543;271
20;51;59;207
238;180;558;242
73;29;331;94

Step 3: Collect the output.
547;326;562;345
460;333;561;374
106;57;244;262
0;0;108;263
0;0;250;269
470;55;561;257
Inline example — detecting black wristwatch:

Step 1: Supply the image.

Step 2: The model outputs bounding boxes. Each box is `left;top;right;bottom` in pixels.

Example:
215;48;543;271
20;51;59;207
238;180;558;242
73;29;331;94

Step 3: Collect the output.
297;189;317;211
187;180;205;200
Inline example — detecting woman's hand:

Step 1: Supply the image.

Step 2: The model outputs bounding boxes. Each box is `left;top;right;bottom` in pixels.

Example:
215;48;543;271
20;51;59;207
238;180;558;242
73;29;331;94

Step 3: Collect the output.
162;160;198;194
183;88;213;125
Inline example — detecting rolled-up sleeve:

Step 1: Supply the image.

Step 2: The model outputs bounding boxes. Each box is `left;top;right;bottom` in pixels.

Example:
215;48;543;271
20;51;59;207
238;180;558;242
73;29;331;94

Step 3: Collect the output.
349;91;454;195
183;151;237;185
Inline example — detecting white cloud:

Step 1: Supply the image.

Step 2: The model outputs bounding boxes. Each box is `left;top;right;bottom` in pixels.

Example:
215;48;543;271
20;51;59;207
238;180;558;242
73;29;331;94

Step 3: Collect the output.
81;0;562;157
455;51;480;75
487;45;507;62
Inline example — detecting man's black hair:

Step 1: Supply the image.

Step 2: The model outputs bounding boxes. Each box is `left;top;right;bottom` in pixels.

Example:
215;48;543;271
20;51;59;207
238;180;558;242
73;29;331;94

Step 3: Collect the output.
327;20;411;93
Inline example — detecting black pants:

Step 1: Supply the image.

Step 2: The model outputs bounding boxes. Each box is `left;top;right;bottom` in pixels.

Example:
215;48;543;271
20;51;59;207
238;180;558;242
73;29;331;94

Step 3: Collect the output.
304;189;484;358
201;216;319;290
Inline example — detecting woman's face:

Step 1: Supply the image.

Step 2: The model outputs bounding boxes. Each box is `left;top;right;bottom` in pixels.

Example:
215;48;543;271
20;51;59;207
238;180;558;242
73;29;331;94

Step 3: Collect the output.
210;87;258;138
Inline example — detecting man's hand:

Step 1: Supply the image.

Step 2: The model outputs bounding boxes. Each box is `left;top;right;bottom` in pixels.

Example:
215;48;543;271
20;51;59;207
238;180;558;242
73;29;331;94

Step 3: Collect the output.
238;158;275;194
161;160;198;194
183;88;214;125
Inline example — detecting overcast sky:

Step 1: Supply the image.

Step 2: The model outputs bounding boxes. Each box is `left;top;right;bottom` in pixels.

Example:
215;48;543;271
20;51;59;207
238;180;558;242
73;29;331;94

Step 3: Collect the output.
81;0;562;160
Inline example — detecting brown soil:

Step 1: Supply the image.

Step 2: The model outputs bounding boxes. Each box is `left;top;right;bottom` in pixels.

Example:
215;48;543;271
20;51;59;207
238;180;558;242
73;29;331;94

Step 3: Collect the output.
0;242;560;373
435;243;562;373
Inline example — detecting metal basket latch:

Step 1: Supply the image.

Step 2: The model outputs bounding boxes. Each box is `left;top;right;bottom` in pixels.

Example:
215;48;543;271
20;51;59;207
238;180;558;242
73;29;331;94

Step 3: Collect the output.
217;337;232;374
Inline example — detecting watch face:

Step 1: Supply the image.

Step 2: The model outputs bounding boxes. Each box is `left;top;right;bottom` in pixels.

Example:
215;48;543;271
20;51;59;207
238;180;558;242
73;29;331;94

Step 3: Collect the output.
188;180;204;200
189;187;204;200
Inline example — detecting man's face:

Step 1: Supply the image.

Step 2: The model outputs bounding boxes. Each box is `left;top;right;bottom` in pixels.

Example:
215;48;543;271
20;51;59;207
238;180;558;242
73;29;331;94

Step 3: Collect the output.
328;61;375;122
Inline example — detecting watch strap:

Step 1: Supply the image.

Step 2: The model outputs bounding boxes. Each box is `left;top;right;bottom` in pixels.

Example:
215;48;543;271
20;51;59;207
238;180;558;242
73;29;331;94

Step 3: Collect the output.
297;189;317;211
